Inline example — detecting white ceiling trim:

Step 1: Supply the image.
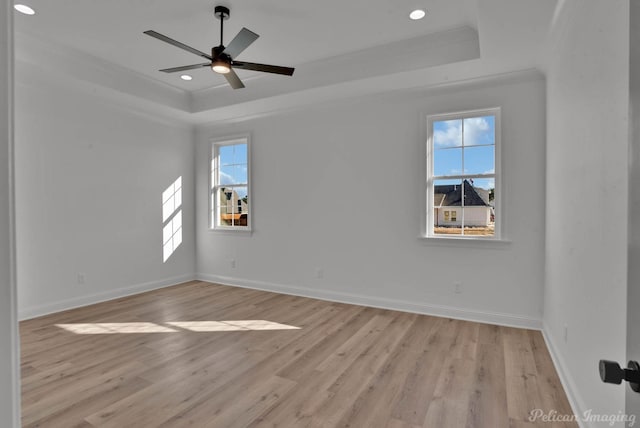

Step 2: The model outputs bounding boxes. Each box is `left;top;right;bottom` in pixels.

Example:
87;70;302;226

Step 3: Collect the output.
191;26;480;114
14;26;485;124
14;32;191;113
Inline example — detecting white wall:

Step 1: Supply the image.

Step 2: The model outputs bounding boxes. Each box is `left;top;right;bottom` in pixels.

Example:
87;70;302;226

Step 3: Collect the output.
435;206;491;227
14;60;196;319
0;1;20;425
195;76;546;327
544;0;630;424
628;0;640;418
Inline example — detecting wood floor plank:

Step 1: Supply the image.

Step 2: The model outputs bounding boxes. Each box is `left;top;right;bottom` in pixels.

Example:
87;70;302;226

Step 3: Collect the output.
247;313;399;427
332;315;445;428
422;357;477;428
24;374;151;428
465;341;509;428
20;281;577;428
390;316;451;425
528;331;575;417
307;312;418;427
275;306;375;381
503;327;545;423
386;418;422;428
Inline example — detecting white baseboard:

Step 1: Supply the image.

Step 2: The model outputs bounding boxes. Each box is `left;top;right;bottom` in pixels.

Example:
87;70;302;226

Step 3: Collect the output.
196;273;542;330
541;323;588;428
18;274;196;320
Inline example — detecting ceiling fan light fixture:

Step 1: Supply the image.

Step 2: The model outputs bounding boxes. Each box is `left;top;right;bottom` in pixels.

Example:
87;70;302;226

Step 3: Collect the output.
409;9;426;20
212;60;231;74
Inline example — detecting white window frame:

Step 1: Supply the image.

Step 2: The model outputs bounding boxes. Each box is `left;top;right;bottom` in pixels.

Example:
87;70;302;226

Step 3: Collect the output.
426;107;502;240
209;135;252;232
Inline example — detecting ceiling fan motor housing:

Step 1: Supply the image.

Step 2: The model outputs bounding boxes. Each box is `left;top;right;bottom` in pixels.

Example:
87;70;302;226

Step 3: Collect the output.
212;45;227;59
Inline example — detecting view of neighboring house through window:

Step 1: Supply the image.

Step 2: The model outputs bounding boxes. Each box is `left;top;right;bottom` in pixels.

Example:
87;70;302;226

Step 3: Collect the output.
426;108;500;238
211;137;250;230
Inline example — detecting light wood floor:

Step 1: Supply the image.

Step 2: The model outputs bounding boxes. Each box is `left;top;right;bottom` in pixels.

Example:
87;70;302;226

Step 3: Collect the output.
21;281;576;428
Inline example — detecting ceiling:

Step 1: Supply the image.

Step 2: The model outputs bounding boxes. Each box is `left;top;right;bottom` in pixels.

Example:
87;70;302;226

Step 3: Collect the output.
12;0;558;123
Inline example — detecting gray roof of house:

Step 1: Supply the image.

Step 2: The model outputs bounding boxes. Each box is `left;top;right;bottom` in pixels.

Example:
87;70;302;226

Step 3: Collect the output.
433;180;491;207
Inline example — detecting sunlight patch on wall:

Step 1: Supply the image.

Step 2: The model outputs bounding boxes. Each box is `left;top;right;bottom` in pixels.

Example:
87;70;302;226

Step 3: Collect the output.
162;176;183;262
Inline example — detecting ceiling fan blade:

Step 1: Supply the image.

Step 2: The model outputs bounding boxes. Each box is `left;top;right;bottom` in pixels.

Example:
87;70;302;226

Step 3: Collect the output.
144;30;212;60
159;63;211;73
224;68;245;89
232;61;295;76
223;28;259;59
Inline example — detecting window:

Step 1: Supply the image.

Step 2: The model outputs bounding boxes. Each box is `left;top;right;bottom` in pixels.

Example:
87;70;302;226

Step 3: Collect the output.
210;136;251;230
426;108;500;238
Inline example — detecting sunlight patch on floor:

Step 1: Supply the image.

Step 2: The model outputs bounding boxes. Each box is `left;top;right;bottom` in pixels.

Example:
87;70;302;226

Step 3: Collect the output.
56;322;177;334
167;320;301;332
55;320;301;334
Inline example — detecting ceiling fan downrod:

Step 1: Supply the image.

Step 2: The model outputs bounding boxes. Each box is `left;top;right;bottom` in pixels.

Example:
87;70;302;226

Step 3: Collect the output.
214;5;230;47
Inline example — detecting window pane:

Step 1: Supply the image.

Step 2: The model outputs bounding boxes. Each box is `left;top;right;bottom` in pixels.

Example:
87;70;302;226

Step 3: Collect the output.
217;186;248;227
433;119;462;148
210;192;216;228
464;145;494;175
433;179;462;235
463;116;494;146
219;145;235;166
433;148;462;177
462;207;494;236
233;165;248;184
232;143;248;165
218;188;234;226
235;186;249;227
219;165;247;185
220;143;248;166
219;165;236;185
462;179;494;236
470;178;495;194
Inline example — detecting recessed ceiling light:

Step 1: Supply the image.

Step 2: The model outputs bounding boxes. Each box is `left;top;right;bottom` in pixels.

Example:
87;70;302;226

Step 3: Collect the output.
409;9;426;20
14;4;35;15
180;75;193;81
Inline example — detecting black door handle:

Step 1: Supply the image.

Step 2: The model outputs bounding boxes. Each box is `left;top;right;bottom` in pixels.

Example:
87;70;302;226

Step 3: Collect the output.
599;360;640;392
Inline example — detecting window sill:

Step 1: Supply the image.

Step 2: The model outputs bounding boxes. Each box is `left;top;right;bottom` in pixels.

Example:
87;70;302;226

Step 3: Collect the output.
209;228;253;235
418;235;512;248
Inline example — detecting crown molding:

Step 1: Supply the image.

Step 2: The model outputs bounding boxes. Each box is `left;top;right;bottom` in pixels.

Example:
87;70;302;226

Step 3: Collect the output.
13;26;545;127
190;26;480;113
14;31;192;112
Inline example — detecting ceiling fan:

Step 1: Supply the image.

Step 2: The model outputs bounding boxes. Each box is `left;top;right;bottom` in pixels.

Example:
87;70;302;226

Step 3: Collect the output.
144;5;295;89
